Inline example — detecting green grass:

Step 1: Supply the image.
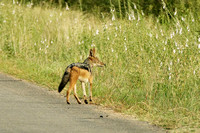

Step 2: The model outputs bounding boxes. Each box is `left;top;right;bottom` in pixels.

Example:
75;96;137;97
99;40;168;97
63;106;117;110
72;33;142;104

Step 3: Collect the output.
0;2;200;131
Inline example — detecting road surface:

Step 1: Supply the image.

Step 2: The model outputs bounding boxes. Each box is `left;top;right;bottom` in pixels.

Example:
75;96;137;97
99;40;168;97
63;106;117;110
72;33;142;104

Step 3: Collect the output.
0;73;165;133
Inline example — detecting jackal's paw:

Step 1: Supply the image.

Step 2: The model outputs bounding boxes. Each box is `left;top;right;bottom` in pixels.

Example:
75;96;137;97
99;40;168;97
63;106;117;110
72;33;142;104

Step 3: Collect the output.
77;101;82;104
84;100;88;104
67;101;70;104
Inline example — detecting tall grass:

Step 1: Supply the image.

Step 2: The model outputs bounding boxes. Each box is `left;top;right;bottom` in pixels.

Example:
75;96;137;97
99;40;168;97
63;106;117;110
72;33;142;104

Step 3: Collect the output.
0;1;199;130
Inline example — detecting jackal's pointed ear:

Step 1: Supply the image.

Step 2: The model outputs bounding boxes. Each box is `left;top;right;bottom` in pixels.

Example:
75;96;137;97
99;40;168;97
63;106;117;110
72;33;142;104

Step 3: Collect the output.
89;48;96;57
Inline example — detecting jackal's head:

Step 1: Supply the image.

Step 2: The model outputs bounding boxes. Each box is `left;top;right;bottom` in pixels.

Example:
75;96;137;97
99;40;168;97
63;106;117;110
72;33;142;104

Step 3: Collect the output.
84;48;106;67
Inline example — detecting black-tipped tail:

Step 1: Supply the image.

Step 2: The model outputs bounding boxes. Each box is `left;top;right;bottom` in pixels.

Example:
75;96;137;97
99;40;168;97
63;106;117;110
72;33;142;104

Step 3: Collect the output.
58;71;70;93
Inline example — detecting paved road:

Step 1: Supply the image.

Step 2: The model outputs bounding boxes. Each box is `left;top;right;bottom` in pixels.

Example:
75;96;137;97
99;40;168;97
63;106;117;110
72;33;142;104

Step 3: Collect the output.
0;73;165;133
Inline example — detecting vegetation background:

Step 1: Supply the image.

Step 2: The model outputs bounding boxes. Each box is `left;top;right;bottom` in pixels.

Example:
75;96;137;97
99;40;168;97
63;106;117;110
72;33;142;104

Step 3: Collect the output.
0;0;200;132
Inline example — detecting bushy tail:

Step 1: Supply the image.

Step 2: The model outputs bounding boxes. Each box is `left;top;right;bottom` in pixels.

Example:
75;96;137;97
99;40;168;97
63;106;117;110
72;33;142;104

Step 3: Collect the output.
58;70;70;93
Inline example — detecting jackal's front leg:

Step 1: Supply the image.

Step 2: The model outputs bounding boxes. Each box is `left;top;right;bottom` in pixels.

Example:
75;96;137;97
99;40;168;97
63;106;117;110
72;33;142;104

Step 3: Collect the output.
89;82;93;102
82;82;88;104
88;77;93;103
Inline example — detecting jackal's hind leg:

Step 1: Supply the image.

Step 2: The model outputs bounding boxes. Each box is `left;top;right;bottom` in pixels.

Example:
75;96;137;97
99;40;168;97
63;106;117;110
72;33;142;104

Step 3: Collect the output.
73;84;81;104
66;78;78;104
66;87;72;104
82;82;88;104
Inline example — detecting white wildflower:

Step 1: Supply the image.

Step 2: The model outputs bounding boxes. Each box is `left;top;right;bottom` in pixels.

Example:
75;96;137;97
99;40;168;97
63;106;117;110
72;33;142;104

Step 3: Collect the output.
170;33;173;39
141;10;144;16
119;25;121;30
41;40;44;44
176;28;179;34
185;43;188;47
175;42;178;47
174;9;177;16
198;44;200;49
173;49;176;54
66;3;69;10
149;33;152;38
192;19;195;22
181;17;185;21
163;4;166;9
156;34;158;39
129;11;135;21
138;14;140;21
179;28;182;35
193;70;196;75
160;62;163;66
170;61;172;66
89;25;91;30
96;29;99;35
162;0;166;9
133;3;137;9
111;48;114;53
165;40;167;45
125;45;127;51
169;75;171;80
198;38;200;42
112;15;115;21
105;24;108;29
187;26;190;32
128;15;132;21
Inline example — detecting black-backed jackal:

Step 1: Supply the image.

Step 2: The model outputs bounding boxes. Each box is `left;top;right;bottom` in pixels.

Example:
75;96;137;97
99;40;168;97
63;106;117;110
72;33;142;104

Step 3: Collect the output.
58;48;105;104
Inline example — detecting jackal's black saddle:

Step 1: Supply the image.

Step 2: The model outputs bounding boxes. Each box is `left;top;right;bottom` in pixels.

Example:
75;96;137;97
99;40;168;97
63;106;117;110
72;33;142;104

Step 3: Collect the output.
67;63;91;72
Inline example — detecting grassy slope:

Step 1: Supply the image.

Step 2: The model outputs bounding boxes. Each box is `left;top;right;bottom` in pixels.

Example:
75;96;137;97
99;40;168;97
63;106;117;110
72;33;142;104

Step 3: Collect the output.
0;2;200;131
